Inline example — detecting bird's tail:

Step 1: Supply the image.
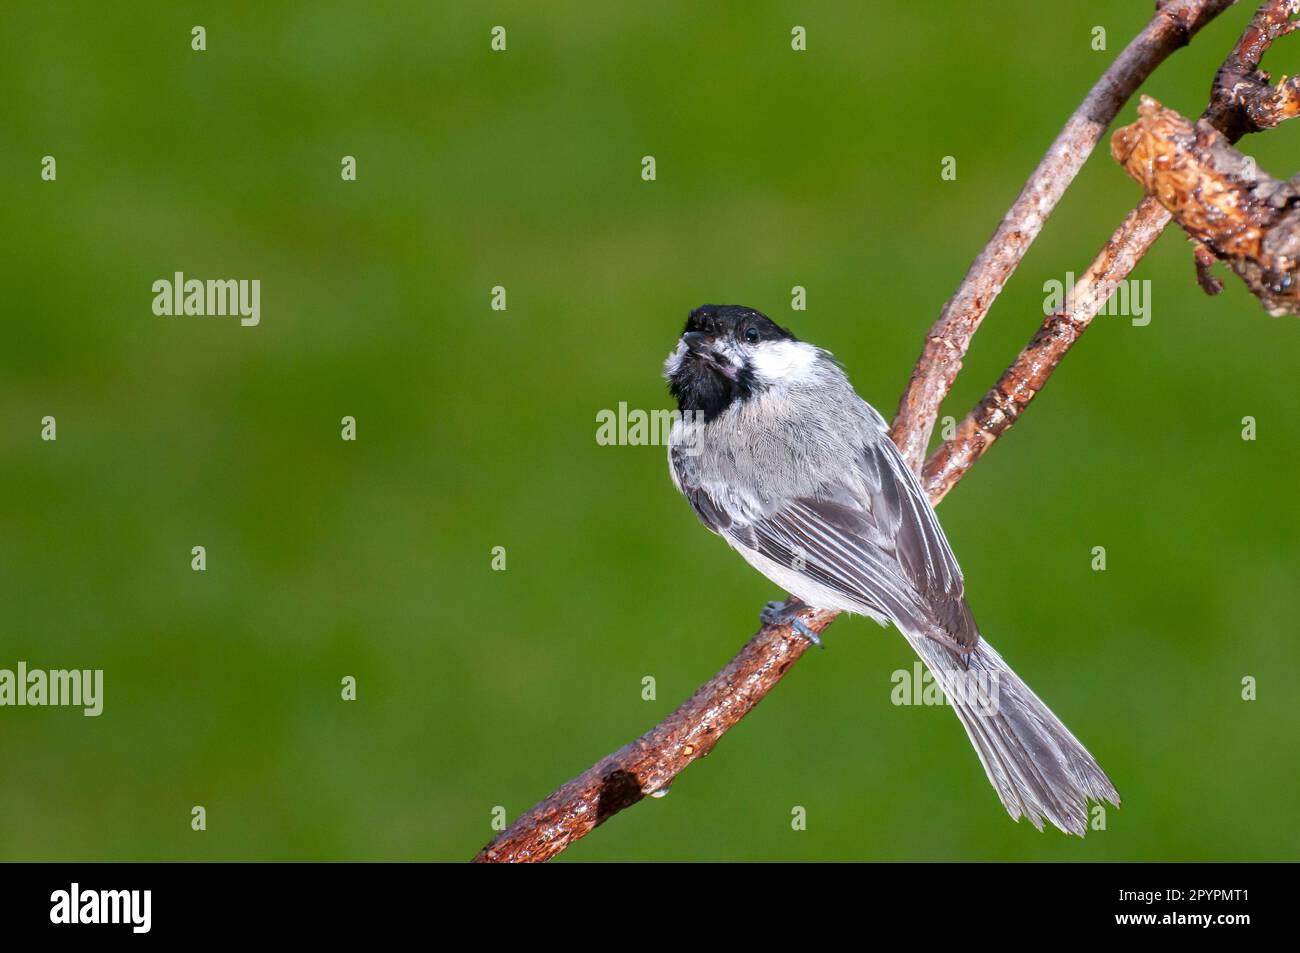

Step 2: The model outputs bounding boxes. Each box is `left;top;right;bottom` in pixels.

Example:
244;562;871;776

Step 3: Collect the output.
901;630;1119;835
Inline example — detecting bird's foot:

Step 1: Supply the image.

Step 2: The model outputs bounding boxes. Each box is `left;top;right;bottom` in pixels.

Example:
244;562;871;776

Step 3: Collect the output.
761;600;824;649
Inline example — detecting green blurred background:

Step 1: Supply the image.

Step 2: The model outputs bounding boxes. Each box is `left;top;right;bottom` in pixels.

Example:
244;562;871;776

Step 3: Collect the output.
2;1;1296;862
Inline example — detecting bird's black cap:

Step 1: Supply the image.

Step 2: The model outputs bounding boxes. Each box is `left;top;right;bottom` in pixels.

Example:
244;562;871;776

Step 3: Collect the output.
684;304;796;342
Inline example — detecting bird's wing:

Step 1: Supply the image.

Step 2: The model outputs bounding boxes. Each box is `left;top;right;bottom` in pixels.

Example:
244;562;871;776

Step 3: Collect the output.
726;437;977;650
669;443;736;534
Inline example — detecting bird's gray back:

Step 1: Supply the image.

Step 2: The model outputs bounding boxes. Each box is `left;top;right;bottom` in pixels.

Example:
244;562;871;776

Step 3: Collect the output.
669;352;977;650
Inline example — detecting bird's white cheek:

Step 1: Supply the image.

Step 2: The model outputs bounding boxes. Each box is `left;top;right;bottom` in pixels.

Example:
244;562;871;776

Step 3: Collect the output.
749;341;817;385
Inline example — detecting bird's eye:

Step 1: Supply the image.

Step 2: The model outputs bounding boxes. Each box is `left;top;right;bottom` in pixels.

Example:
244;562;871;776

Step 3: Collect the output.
743;327;760;344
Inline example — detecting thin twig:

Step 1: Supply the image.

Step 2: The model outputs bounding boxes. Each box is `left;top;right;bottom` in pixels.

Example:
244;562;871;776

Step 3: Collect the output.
1208;0;1300;138
473;0;1246;865
921;197;1172;504
920;0;1299;499
889;0;1235;473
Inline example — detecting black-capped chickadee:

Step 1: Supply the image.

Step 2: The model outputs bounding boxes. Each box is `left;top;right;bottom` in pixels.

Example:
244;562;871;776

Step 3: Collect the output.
664;304;1118;835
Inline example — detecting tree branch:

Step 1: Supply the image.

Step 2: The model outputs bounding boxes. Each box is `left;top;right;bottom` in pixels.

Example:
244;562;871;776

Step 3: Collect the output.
919;0;1299;498
1114;97;1300;314
920;196;1173;504
474;604;837;862
472;0;1251;864
888;0;1237;473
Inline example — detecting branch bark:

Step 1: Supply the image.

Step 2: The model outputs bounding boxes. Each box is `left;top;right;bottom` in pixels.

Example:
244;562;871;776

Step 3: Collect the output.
474;605;837;862
1114;97;1300;314
888;0;1237;473
920;196;1173;504
920;0;1299;501
472;0;1258;864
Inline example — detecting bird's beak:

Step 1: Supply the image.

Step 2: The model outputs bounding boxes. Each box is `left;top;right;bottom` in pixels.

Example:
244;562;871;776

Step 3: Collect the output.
681;332;738;381
682;331;711;353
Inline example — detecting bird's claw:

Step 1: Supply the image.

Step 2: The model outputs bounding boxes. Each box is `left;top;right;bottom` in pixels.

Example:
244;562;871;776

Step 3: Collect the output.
760;600;824;649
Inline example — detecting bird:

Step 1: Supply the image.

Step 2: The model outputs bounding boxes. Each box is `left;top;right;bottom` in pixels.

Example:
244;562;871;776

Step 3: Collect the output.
663;303;1119;835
